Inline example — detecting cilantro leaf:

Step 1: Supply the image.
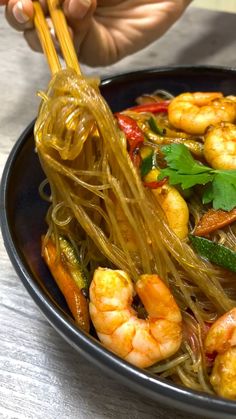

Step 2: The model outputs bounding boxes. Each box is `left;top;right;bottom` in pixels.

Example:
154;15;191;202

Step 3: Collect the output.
159;144;214;189
202;178;236;210
159;167;214;189
218;170;236;187
202;183;214;205
161;144;211;175
159;143;236;211
211;173;236;211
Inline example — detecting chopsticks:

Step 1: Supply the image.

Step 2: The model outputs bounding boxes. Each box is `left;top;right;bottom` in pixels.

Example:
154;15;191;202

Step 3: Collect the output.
33;1;61;75
33;0;81;75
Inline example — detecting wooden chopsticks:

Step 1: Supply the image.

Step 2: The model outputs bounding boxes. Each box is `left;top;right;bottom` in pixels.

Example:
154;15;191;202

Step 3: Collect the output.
33;0;81;75
33;1;61;75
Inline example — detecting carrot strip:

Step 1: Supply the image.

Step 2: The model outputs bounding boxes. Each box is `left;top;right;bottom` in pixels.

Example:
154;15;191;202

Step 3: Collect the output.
194;208;236;237
42;238;90;332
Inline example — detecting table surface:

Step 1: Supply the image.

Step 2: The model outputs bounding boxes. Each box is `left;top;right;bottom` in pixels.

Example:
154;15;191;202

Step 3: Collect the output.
1;6;236;419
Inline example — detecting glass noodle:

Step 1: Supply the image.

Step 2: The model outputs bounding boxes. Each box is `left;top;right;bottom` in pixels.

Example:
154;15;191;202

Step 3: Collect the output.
35;69;236;392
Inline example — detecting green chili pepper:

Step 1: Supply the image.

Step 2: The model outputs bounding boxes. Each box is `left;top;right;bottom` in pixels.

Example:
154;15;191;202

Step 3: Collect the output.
140;151;155;177
189;235;236;273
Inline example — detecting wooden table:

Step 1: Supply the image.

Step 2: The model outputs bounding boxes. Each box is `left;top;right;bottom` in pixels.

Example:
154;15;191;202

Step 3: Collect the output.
1;6;235;419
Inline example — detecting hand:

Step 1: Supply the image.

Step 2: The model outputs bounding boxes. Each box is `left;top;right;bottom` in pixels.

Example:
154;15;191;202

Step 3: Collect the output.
1;0;192;66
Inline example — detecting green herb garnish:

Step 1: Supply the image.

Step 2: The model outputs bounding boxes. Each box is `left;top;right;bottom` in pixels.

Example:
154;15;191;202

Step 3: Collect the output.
159;144;236;211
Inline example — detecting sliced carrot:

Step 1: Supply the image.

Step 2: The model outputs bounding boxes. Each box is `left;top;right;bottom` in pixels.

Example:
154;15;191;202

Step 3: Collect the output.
42;238;90;332
194;208;236;237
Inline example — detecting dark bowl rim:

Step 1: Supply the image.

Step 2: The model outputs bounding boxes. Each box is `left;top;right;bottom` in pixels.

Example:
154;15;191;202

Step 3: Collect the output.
1;65;236;418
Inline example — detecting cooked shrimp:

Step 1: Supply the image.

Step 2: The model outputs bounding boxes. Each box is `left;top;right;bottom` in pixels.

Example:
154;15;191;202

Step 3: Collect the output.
204;122;236;169
89;268;182;368
113;168;189;244
209;348;236;399
168;92;236;135
204;308;236;398
144;168;189;239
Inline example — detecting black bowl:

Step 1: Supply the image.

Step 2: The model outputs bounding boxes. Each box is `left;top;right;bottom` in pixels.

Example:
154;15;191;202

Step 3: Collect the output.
1;66;236;418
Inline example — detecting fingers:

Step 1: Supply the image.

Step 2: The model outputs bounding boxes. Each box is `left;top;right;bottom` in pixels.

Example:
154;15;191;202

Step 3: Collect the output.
5;0;33;30
5;0;52;55
3;0;97;64
3;0;95;33
63;0;96;32
24;28;42;52
5;0;47;31
61;0;97;62
24;18;73;57
24;17;53;53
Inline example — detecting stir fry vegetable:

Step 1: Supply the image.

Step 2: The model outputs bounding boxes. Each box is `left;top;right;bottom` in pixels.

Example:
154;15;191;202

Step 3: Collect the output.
194;208;236;237
42;237;90;332
190;235;236;273
115;113;144;166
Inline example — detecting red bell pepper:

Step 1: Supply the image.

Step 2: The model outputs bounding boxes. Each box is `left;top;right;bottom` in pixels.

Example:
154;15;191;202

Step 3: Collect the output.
115;113;145;166
143;178;167;189
127;101;170;114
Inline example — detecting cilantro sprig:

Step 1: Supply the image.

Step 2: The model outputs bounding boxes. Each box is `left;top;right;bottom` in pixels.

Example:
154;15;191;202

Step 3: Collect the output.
159;144;236;211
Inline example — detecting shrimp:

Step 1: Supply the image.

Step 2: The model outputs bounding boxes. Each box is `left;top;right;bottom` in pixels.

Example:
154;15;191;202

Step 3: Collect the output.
204;122;236;169
204;308;236;398
144;168;189;239
168;92;236;135
113;168;189;245
89;267;182;368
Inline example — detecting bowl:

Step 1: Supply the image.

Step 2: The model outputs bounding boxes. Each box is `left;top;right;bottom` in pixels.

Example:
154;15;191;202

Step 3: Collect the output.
1;66;236;418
